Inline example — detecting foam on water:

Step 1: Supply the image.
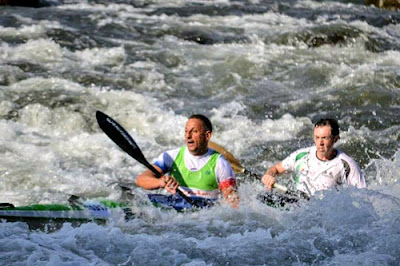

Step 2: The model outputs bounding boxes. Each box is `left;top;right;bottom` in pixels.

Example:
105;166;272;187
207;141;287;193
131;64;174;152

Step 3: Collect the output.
0;25;47;39
8;39;64;64
1;182;399;265
74;47;126;67
210;102;311;156
0;0;399;264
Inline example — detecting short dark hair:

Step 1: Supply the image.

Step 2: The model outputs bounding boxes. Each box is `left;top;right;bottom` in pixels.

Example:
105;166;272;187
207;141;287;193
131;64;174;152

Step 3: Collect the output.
189;114;212;132
314;118;339;137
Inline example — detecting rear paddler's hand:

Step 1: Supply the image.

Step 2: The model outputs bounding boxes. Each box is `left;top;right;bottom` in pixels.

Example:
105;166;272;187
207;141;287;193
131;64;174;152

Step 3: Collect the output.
262;173;275;191
161;175;179;194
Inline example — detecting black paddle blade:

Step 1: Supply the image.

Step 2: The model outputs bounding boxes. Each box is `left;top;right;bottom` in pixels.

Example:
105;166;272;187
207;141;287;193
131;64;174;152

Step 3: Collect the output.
96;111;158;176
96;110;199;207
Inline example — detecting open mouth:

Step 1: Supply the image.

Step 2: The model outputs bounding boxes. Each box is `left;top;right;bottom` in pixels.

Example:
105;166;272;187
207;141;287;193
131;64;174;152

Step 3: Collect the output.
187;140;195;146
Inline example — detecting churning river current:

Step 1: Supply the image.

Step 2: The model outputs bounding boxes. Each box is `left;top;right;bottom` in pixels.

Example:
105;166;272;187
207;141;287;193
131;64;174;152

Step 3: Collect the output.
0;0;399;265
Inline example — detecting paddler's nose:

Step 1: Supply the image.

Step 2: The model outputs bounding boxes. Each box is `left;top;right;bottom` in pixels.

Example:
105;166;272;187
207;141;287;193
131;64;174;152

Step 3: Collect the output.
185;131;192;140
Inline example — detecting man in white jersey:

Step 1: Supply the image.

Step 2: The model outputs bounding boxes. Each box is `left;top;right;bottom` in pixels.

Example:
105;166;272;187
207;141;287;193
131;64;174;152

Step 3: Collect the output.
262;118;366;196
136;114;239;208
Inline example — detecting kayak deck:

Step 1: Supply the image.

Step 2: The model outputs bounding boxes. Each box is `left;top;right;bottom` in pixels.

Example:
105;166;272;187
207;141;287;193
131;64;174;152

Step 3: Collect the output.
0;194;209;231
0;198;130;231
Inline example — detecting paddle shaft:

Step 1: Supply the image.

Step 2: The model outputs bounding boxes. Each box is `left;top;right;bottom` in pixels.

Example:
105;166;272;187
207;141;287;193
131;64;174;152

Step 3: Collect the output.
96;111;200;207
208;141;288;191
208;141;309;200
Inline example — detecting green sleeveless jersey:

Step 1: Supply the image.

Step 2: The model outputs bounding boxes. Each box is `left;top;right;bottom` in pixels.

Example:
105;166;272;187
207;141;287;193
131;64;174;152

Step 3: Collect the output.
170;146;220;192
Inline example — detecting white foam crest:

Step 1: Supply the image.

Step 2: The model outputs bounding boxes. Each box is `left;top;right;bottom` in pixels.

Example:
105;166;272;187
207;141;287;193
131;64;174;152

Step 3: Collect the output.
9;77;85;92
159;32;284;68
92;87;186;149
18;104;89;135
185;10;310;34
384;23;400;41
58;2;140;12
0;100;17;119
330;49;400;89
0;124;118;203
379;50;400;66
0;149;61;203
7;39;64;64
275;188;400;260
0;25;46;39
74;46;126;67
0;120;19;141
291;189;379;230
0;65;25;85
348;19;400;43
0;39;72;73
0;17;62;39
210;102;311;155
0;222;123;265
0;121;131;203
50;132;143;188
5;78;91;135
120;187;399;264
126;61;171;92
294;0;359;10
340;124;399;153
365;150;400;188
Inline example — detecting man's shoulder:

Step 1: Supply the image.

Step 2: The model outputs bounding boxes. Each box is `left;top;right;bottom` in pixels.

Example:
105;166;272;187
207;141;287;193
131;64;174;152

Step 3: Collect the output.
199;148;222;158
160;147;182;160
206;149;233;172
335;149;364;184
336;149;359;165
290;146;314;159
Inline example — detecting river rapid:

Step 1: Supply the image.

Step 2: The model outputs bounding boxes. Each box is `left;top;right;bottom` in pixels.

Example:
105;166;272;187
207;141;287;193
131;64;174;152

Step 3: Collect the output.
0;0;399;265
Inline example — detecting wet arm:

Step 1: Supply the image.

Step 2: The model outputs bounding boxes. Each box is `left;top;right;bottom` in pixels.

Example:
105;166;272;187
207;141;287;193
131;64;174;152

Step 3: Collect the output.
221;186;239;209
262;161;286;190
136;165;165;190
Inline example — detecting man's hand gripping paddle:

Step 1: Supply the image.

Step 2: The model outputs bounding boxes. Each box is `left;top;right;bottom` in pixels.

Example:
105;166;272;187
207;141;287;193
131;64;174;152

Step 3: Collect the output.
96;111;201;208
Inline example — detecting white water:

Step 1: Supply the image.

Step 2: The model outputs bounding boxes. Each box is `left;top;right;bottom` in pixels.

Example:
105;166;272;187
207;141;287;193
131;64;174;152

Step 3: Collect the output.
0;0;399;265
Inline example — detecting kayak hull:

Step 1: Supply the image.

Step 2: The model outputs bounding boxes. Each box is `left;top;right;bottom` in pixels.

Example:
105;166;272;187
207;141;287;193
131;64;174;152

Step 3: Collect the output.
0;200;123;231
0;215;108;231
0;194;206;231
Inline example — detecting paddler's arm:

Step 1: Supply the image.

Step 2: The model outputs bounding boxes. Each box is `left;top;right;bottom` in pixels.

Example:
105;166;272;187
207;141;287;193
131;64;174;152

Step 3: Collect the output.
262;161;286;191
221;186;239;209
219;178;239;209
216;156;240;209
136;165;179;194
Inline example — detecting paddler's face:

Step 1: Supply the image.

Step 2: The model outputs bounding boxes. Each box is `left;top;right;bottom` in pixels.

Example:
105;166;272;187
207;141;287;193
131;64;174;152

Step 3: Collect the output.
313;125;338;160
185;118;211;156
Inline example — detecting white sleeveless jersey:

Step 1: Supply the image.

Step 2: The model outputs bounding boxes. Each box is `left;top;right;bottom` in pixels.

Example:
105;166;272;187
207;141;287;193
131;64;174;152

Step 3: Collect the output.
282;146;366;196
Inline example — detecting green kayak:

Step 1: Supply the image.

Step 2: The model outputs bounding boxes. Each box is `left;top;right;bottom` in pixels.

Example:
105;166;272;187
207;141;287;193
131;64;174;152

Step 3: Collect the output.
0;197;132;231
0;193;212;231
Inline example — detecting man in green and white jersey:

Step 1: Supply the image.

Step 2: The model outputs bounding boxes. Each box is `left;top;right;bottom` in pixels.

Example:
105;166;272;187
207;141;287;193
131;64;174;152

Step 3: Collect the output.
136;114;239;208
262;118;366;196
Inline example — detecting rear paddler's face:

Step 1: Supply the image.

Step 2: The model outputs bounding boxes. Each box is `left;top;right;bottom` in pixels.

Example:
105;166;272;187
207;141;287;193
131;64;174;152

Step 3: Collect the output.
313;125;338;160
185;118;211;156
